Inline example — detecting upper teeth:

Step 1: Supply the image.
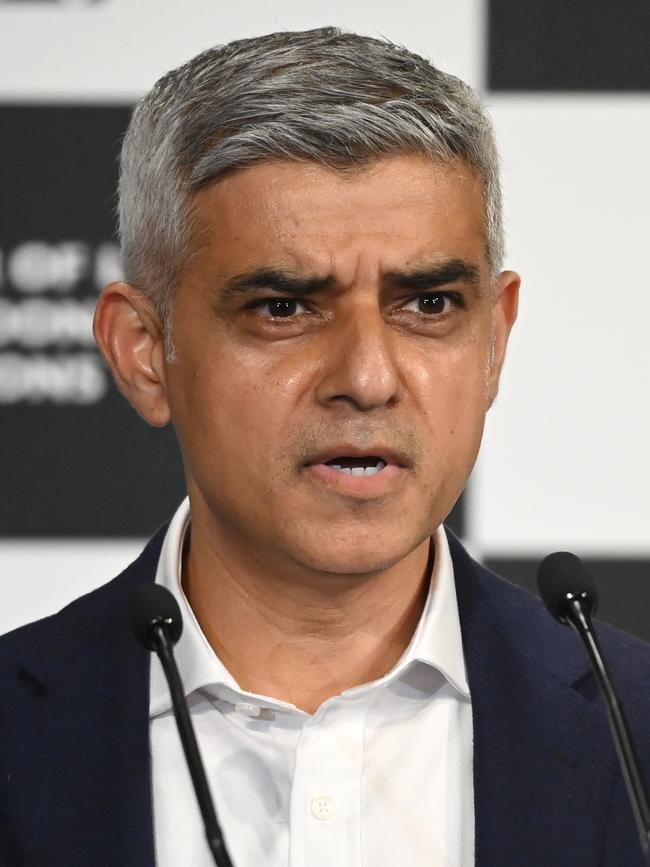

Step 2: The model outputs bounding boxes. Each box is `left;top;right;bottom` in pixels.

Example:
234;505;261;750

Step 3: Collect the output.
328;460;387;476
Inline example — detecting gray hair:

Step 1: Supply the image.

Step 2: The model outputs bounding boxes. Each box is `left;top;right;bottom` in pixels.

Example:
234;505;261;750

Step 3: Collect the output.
119;26;504;338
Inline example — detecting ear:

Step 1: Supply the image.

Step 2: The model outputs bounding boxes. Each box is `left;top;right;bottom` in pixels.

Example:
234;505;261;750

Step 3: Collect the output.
486;270;520;408
93;281;171;427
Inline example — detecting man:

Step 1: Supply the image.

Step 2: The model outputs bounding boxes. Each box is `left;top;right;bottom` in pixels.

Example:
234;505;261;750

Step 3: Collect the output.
1;26;649;867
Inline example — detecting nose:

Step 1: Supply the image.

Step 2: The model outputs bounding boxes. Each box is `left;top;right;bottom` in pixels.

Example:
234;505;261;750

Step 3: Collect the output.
314;303;402;411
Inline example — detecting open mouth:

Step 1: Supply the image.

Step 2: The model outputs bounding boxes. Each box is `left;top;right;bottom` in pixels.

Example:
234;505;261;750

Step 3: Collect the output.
324;456;388;477
304;447;405;496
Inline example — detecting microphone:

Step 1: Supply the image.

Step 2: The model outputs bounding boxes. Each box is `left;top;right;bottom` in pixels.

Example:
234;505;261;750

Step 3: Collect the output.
129;584;235;867
538;552;650;864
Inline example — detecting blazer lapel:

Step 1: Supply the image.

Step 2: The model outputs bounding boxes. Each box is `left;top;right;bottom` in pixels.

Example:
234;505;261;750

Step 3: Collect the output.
1;529;165;867
448;531;619;867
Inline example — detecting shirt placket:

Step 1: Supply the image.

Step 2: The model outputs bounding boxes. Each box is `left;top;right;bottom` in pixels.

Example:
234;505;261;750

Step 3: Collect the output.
289;697;365;867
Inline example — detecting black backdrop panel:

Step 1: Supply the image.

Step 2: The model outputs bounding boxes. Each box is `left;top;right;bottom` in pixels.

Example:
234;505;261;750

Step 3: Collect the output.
0;106;185;537
488;0;650;91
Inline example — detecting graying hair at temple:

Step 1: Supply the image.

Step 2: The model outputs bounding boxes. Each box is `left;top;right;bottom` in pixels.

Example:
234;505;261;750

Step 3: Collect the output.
118;26;504;351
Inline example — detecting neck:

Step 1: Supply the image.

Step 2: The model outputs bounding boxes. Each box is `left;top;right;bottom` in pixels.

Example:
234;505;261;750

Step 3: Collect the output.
182;516;433;714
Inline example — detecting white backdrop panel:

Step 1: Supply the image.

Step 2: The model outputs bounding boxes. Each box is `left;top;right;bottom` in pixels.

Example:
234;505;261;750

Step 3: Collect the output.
0;539;143;634
0;0;483;100
473;96;650;556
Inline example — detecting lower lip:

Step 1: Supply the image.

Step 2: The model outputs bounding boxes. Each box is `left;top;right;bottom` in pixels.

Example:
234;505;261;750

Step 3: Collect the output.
303;463;404;497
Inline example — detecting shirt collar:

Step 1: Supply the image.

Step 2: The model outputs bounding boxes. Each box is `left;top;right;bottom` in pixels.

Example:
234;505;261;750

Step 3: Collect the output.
396;522;469;697
149;498;238;716
150;497;469;717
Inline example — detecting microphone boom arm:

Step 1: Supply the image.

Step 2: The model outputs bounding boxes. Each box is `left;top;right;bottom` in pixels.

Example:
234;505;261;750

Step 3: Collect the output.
149;621;235;867
566;598;650;865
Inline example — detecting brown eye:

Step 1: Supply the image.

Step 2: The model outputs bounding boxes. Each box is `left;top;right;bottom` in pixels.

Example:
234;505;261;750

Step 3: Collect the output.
253;298;307;317
268;298;298;317
403;293;454;315
417;294;448;314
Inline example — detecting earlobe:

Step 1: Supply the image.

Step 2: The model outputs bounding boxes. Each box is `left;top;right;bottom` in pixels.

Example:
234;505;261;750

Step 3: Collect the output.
93;282;171;427
486;270;520;408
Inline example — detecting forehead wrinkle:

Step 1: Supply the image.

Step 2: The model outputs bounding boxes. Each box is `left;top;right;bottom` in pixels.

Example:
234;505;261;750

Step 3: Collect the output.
330;247;383;295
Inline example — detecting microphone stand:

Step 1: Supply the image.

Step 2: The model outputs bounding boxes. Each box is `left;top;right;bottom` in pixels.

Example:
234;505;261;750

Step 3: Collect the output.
150;622;235;867
566;598;650;865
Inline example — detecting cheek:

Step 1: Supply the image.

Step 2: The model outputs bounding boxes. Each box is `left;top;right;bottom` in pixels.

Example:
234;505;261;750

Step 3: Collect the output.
409;345;490;488
409;339;491;421
170;342;304;464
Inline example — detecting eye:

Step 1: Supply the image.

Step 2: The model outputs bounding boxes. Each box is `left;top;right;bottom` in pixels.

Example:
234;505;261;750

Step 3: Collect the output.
403;293;457;315
251;297;308;318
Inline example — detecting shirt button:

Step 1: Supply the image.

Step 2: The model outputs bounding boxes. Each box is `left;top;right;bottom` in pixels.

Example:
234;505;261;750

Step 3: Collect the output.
310;795;337;821
234;701;262;718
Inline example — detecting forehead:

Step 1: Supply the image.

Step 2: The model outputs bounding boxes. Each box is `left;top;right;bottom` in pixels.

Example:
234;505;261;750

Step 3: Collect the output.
189;154;489;280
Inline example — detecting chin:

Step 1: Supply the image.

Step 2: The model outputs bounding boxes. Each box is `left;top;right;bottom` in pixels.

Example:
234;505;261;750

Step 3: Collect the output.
281;502;440;575
290;531;424;577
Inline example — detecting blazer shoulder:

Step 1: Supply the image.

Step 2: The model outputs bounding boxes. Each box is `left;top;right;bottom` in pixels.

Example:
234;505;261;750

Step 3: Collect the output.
477;552;650;689
446;526;650;702
0;524;167;668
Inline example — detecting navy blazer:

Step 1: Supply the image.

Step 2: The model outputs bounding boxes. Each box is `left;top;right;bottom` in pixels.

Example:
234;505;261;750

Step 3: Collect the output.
1;527;649;866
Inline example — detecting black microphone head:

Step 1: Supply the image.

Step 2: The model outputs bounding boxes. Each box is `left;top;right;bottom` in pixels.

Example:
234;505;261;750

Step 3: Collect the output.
537;551;598;624
129;584;183;650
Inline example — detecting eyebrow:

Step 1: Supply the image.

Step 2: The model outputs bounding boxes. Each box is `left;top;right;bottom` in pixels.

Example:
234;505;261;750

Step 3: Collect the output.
219;268;336;299
218;258;482;299
384;259;482;293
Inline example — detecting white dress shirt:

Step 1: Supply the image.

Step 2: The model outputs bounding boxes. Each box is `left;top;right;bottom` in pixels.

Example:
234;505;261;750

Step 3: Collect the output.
150;499;474;866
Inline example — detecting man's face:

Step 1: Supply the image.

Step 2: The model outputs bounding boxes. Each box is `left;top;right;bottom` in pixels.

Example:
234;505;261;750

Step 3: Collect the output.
162;154;518;575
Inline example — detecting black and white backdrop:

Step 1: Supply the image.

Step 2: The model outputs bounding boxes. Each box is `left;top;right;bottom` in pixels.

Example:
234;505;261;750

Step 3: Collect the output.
1;0;649;639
